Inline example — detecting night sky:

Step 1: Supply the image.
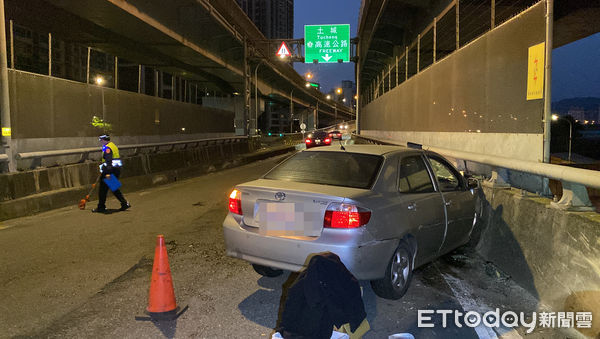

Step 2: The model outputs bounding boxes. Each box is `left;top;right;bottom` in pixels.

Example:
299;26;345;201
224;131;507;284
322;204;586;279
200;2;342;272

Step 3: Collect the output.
552;32;600;102
293;1;600;102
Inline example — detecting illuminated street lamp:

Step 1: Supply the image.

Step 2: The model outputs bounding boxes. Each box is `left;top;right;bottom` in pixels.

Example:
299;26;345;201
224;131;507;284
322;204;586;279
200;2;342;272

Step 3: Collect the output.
96;75;107;133
336;88;342;95
551;114;572;163
342;98;346;103
95;76;105;86
326;94;331;100
305;82;311;88
305;72;313;80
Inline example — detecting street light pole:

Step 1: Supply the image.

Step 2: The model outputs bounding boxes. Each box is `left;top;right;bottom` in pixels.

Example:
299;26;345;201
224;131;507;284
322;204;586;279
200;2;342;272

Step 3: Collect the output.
253;60;265;135
566;119;572;163
289;88;294;133
315;101;319;129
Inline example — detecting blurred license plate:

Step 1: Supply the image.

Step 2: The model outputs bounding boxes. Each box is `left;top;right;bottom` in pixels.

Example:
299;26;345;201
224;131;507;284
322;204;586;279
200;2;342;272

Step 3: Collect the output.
256;202;320;236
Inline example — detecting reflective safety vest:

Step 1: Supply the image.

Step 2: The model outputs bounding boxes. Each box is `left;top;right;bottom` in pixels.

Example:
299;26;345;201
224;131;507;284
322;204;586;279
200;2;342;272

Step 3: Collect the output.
102;141;122;167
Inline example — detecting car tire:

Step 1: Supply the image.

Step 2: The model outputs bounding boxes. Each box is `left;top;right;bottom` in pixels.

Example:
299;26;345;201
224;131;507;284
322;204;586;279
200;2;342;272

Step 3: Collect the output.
252;264;283;277
370;242;414;299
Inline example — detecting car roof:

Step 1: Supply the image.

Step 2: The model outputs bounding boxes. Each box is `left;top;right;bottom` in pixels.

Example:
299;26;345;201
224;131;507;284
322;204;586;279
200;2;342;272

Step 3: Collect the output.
304;144;415;156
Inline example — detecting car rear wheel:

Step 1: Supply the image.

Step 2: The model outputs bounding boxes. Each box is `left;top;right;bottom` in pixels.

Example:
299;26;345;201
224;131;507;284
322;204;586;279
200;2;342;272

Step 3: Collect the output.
252;264;283;277
370;242;413;299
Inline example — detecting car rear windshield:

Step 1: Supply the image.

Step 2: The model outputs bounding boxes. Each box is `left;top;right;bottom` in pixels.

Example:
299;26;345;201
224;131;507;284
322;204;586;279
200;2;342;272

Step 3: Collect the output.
264;151;383;189
310;131;328;138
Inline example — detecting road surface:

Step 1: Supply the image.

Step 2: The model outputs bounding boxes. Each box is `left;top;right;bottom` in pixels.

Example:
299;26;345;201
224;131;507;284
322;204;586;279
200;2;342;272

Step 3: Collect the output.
0;153;567;338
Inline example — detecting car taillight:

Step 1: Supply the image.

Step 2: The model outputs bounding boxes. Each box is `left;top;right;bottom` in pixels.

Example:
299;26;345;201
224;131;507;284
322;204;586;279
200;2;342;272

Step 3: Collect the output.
323;203;371;228
305;139;311;144
228;189;242;215
325;138;331;143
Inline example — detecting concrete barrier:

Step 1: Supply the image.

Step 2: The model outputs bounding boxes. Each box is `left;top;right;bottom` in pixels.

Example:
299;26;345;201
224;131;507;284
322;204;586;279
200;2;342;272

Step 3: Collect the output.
475;186;600;336
0;141;297;221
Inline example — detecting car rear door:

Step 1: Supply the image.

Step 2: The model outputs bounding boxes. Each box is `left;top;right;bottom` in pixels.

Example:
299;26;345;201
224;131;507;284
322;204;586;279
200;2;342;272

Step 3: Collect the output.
395;155;446;266
425;154;476;254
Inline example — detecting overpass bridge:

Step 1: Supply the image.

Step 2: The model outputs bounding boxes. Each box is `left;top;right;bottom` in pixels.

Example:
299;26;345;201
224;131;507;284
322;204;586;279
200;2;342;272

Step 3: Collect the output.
0;1;599;337
0;0;353;172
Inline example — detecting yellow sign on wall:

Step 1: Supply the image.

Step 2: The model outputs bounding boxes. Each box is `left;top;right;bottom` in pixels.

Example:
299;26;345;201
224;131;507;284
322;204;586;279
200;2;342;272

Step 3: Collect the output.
527;42;545;100
1;127;10;137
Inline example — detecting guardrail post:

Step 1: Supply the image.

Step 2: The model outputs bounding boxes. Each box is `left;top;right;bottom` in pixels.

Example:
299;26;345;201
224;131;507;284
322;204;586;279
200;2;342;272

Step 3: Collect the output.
549;181;595;212
78;151;89;163
31;156;42;169
482;168;511;189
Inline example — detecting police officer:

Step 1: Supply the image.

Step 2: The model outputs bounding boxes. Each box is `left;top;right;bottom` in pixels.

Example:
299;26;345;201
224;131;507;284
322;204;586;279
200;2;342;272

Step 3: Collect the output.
93;135;131;213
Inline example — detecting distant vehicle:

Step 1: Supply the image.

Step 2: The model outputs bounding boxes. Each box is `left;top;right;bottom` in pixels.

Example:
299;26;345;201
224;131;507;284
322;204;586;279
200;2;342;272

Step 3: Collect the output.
339;124;349;130
304;131;331;148
223;145;479;299
328;130;342;140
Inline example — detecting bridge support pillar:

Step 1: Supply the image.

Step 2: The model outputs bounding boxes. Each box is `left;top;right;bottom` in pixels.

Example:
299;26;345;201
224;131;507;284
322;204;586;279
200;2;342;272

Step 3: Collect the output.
549;181;595;212
0;0;15;172
482;168;511;189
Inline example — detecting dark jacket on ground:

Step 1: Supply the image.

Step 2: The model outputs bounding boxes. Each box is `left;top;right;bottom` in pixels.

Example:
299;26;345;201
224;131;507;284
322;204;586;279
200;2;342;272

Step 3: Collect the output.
277;252;367;339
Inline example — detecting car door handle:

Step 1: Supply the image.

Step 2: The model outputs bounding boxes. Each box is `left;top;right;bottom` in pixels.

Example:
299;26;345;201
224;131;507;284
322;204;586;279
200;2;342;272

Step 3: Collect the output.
445;200;452;206
407;202;417;211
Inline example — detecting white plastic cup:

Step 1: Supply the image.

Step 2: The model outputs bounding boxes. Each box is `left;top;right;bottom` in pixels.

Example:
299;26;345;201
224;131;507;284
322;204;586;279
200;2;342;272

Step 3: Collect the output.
388;334;415;339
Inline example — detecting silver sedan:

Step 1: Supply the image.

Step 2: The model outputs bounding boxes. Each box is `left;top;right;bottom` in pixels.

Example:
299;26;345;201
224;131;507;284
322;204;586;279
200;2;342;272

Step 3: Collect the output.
223;145;478;299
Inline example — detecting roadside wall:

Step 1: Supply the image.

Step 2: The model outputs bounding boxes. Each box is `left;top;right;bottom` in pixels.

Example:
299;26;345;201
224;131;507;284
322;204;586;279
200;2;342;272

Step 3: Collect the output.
361;2;546;163
9;70;235;152
0;136;299;221
476;186;600;328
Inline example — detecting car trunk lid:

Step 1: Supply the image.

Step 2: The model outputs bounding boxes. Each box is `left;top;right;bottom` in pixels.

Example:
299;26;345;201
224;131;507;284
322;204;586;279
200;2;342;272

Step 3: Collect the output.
237;179;368;237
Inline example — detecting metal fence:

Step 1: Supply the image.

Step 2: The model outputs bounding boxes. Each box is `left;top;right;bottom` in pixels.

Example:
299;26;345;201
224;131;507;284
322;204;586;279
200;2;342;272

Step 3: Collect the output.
364;0;539;105
12;136;249;170
354;133;599;212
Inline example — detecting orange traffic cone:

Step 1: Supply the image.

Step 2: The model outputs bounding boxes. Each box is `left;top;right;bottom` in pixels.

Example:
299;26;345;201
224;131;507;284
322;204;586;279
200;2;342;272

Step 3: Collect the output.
144;235;186;320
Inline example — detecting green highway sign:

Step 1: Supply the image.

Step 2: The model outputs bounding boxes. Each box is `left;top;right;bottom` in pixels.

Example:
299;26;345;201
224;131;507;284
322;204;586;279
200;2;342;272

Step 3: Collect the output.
304;24;350;64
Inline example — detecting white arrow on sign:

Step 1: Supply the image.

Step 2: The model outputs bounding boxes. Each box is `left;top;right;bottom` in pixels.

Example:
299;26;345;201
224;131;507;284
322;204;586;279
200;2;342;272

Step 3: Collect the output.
322;54;332;62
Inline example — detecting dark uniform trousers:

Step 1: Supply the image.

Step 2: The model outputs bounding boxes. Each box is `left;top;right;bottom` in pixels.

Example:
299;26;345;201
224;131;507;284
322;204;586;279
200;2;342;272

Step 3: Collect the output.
98;167;127;209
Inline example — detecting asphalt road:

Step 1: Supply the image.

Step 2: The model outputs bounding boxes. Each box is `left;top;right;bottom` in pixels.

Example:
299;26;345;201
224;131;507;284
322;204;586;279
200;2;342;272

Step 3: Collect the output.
0;153;570;338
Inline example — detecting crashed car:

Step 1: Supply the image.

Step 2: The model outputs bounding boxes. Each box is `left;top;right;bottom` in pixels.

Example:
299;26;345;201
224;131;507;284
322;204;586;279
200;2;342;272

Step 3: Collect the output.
223;145;478;299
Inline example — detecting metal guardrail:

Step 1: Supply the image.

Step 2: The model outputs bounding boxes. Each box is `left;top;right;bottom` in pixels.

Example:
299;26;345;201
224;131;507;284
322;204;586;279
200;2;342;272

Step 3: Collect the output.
354;134;600;211
15;136;248;160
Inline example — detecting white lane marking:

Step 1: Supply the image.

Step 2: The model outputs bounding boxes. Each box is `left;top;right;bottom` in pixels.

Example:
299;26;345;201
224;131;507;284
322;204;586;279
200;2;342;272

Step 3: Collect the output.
440;272;499;339
439;270;525;339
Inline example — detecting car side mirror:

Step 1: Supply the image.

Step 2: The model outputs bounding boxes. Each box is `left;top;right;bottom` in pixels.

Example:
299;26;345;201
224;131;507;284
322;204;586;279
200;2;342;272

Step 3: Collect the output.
467;177;479;189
